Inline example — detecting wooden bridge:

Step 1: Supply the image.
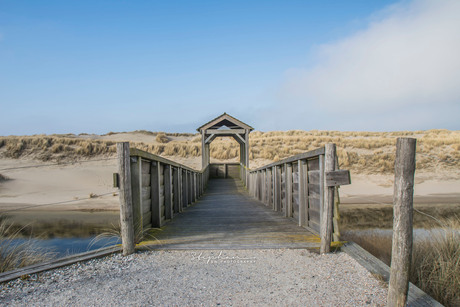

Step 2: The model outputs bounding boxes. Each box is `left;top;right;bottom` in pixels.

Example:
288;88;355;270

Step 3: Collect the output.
116;113;350;254
141;178;321;250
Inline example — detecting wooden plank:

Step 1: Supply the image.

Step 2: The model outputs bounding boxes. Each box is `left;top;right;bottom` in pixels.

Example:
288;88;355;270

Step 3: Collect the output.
307;158;320;171
308;183;320;195
142;173;151;187
326;170;351;187
117;142;135;255
142;199;151;214
141;159;151;174
308;170;320;183
142;187;151;201
143;212;152;227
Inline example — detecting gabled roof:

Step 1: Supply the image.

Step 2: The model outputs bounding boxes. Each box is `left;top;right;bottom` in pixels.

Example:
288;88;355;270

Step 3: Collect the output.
197;112;254;132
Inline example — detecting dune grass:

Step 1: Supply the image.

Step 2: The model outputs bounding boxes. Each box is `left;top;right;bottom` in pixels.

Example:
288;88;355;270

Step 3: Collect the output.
342;217;460;306
1;129;458;174
0;216;54;273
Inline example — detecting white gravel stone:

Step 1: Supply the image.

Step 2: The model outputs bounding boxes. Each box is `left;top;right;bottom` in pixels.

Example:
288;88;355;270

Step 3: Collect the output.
0;249;387;306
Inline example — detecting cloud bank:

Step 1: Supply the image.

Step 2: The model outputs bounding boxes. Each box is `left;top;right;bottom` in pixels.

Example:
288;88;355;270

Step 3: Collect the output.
280;0;460;130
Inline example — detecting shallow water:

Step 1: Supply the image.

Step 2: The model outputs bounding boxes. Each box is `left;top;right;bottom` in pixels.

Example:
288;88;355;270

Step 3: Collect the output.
6;236;121;257
1;210;121;258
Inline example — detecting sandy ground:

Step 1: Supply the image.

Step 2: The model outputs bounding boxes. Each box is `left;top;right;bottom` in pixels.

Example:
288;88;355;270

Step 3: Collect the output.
0;155;459;213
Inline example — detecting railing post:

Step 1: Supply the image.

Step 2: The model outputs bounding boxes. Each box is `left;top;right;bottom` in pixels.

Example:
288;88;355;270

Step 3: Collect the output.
321;144;336;254
285;163;292;218
298;159;308;227
164;164;173;220
151;161;162;228
117;142;135;256
387;138;416;307
130;155;143;234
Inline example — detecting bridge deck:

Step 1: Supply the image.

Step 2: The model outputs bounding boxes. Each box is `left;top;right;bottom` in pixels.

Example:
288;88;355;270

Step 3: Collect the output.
142;179;321;250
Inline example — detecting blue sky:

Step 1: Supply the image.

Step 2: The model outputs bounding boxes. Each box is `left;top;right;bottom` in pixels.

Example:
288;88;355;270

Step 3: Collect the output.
1;0;459;135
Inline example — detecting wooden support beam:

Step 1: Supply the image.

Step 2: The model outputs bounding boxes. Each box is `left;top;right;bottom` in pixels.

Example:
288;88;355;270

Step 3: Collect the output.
178;168;183;212
267;168;273;208
130;156;143;233
298;159;308;227
164;164;173;220
388;138;416;307
286;163;293;217
151;161;162;228
206;128;246;135
321;144;336;254
173;167;180;213
233;133;245;144
205;134;216;144
117;142;135;256
275;166;281;211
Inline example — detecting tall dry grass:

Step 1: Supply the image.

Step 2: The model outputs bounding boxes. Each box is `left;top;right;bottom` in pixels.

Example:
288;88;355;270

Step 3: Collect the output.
342;217;460;306
1;129;459;174
410;218;460;306
0;216;54;273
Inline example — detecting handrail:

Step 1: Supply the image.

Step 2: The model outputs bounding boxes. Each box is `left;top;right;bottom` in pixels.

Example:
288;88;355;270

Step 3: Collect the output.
117;143;210;255
244;145;350;254
130;147;208;174
249;147;325;172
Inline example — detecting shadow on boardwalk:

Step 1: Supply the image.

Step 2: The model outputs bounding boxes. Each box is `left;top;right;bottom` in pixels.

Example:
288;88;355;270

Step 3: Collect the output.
143;179;320;250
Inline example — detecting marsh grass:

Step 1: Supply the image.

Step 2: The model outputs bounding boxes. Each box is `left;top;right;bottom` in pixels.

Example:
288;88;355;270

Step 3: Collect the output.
410;218;460;306
342;217;460;306
0;216;55;273
89;222;161;251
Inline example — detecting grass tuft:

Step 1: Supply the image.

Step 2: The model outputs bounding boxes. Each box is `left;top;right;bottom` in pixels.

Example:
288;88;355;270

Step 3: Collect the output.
0;216;55;273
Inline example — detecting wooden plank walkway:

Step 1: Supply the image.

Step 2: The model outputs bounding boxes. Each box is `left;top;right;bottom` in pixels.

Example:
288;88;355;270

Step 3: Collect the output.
141;179;321;250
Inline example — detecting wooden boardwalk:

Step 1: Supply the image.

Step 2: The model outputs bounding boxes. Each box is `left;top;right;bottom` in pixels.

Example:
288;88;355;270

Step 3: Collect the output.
142;179;321;250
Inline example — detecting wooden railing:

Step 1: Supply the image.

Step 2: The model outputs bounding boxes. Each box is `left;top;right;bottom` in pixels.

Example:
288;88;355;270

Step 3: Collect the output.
209;163;240;179
116;143;209;254
246;144;350;253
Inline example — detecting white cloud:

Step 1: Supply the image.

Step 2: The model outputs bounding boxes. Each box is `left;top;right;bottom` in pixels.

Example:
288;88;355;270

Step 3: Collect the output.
280;0;460;130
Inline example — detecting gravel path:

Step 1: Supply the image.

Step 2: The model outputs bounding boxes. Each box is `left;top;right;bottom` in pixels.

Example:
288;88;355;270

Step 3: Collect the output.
1;249;387;306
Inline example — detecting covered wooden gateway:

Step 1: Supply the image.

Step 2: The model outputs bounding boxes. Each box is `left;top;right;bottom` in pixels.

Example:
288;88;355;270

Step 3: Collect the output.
197;113;253;181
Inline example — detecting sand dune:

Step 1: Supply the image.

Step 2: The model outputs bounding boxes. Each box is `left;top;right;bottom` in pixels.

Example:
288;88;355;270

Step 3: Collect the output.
0;130;459;213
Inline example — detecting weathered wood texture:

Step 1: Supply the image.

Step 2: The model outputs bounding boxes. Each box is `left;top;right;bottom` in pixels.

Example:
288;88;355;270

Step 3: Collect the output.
209;163;240;179
142;179;320;249
121;147;209;242
117;142;135;255
388;138;417;307
320;143;336;254
247;145;349;253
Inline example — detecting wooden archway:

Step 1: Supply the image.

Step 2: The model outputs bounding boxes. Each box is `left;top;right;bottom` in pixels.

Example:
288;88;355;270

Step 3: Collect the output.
197;113;254;170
